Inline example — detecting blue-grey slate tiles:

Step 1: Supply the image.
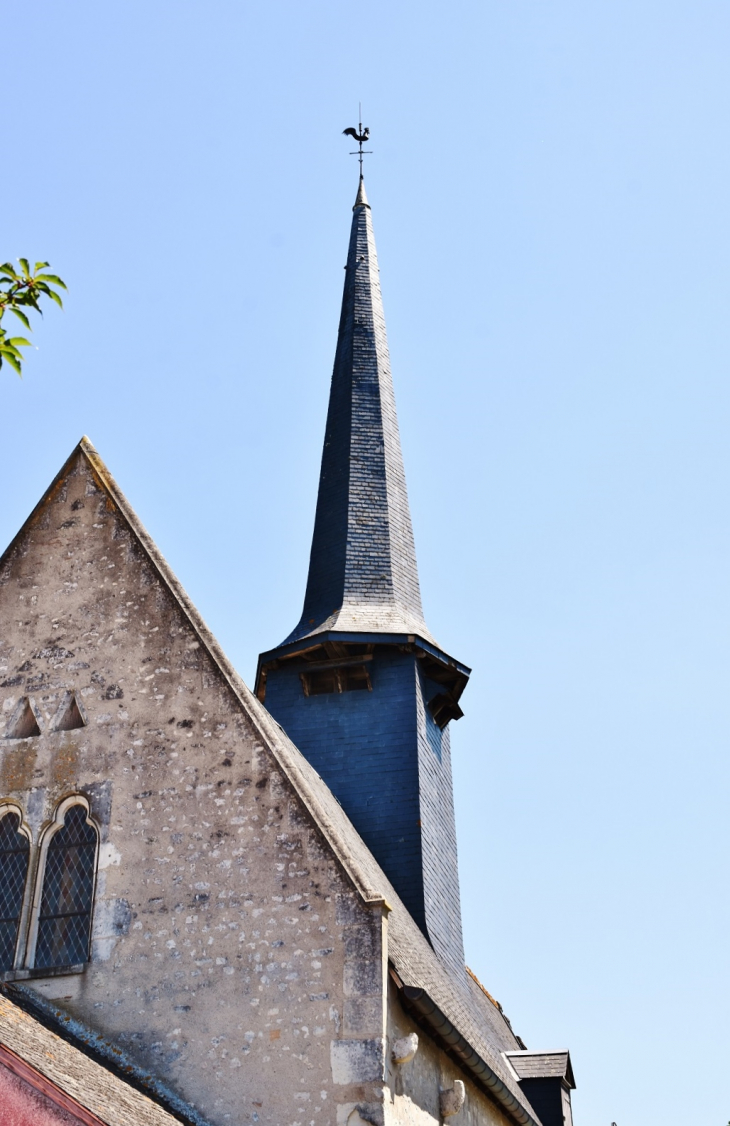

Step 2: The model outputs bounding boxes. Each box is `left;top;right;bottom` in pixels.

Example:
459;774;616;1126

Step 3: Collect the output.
283;183;434;645
263;651;465;977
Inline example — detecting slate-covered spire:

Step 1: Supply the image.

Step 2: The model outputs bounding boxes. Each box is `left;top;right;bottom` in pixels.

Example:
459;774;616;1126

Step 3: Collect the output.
284;176;435;646
257;178;470;977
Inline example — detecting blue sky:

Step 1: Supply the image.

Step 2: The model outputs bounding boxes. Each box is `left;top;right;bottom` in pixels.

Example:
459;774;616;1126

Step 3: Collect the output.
4;2;730;1122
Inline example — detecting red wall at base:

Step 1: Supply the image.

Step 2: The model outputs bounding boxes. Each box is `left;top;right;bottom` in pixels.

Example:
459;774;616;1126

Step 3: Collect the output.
0;1060;84;1126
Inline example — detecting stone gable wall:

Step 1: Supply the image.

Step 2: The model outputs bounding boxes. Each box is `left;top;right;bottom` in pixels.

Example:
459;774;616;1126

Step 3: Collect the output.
0;453;387;1126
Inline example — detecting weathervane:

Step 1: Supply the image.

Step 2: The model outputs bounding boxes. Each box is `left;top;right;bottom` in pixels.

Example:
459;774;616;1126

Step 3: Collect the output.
343;105;371;177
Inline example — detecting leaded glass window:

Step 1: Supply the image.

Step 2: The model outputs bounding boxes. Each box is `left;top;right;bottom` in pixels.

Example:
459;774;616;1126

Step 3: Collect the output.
35;805;97;969
0;810;29;971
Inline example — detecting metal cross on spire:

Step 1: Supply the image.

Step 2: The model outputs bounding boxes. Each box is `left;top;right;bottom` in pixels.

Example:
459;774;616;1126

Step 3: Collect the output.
342;105;372;177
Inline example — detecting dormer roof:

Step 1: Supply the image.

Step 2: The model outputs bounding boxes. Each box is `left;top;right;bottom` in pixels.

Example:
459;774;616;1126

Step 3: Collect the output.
505;1050;576;1089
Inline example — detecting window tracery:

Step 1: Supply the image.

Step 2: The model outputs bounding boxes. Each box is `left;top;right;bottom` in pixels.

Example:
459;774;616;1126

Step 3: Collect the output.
34;803;98;970
0;807;30;972
0;796;100;976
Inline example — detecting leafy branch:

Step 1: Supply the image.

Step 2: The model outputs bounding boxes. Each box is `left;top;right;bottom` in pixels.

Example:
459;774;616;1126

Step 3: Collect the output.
0;259;66;375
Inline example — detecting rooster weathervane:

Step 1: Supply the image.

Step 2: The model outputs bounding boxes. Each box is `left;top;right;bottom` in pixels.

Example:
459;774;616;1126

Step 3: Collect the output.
343;106;372;176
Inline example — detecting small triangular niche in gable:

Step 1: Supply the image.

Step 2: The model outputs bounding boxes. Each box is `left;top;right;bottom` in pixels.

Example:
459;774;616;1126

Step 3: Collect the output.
4;697;41;739
53;692;86;733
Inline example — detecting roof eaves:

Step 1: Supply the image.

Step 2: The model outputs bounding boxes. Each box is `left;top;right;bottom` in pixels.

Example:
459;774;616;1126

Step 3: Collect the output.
394;982;542;1126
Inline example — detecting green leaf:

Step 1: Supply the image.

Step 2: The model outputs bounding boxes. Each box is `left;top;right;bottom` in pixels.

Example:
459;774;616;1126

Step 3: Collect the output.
9;308;31;330
16;289;41;307
35;273;66;288
0;257;66;375
4;351;22;375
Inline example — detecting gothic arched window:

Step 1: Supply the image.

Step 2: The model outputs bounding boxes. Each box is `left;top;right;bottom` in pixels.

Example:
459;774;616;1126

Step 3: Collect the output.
0;808;30;971
35;804;98;970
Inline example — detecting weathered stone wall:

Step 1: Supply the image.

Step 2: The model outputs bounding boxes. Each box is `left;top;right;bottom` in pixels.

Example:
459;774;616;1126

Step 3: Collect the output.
383;982;514;1126
0;451;388;1126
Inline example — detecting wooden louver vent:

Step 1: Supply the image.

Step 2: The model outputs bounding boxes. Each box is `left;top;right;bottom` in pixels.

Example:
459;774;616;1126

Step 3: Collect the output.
300;664;372;696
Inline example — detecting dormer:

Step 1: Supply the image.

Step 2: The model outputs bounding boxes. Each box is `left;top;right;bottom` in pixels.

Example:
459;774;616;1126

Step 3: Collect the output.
504;1050;576;1126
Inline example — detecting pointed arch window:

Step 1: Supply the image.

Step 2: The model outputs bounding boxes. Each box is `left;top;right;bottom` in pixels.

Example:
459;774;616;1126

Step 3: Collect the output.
35;803;98;970
0;808;30;971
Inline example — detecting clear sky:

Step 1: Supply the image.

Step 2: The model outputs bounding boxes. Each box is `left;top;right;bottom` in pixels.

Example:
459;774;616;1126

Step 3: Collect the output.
3;2;729;1123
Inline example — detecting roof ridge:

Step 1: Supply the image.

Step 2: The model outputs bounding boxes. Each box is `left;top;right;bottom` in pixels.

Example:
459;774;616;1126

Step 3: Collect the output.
466;965;504;1010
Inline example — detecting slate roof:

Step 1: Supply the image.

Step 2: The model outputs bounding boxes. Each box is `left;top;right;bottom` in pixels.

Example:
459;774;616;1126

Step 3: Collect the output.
283;178;437;647
505;1051;575;1088
2;437;540;1126
0;990;194;1126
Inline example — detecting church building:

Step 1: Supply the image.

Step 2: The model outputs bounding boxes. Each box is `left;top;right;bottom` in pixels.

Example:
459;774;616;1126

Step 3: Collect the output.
0;174;576;1126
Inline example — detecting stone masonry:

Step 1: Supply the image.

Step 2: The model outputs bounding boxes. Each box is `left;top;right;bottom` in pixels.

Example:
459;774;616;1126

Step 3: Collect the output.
0;445;390;1126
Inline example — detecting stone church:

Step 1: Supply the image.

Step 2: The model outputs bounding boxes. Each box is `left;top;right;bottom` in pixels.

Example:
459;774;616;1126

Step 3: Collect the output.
0;176;576;1126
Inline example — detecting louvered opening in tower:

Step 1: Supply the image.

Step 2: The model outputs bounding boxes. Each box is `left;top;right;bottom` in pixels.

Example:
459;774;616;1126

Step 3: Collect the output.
53;692;86;733
4;698;41;739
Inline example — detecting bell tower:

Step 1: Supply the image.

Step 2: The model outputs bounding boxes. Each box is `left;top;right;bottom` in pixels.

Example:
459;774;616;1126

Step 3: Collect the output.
255;177;470;976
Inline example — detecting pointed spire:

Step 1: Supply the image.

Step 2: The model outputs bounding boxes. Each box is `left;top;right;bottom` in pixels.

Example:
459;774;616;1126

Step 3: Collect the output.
257;177;471;973
283;181;435;646
354;176;369;209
